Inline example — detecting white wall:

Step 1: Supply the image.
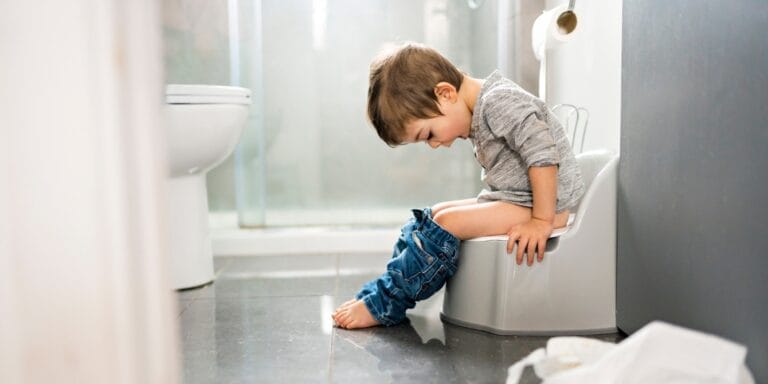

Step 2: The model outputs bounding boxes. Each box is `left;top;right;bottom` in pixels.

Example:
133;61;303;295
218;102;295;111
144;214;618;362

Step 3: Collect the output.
0;1;179;383
543;0;622;153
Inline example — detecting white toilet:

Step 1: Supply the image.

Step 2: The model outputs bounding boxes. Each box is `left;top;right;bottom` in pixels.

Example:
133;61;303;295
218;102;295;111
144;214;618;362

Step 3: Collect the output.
164;84;251;290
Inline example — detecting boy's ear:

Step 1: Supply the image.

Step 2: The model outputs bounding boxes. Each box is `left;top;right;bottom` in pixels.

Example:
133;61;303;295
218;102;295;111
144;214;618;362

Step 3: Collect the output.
434;82;457;102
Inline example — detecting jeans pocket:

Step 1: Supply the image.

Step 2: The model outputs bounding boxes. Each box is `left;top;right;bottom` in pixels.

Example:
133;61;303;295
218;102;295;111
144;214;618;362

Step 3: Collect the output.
414;264;449;301
412;230;449;261
386;231;433;285
386;249;425;283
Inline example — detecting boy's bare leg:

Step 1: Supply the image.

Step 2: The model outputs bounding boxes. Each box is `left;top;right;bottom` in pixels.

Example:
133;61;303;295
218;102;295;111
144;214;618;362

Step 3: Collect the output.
431;197;479;216
432;200;570;240
332;201;569;329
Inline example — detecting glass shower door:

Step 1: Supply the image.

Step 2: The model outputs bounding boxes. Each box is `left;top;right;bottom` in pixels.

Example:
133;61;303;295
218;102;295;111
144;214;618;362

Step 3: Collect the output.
235;0;506;227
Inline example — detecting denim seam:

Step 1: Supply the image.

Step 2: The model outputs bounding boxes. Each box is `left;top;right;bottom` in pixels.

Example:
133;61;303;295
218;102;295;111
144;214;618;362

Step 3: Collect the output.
414;263;449;300
388;264;420;287
414;232;458;266
361;293;393;326
403;260;437;286
418;226;459;254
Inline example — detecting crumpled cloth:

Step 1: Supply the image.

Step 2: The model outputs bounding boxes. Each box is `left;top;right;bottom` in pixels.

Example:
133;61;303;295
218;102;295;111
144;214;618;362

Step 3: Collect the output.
506;321;755;384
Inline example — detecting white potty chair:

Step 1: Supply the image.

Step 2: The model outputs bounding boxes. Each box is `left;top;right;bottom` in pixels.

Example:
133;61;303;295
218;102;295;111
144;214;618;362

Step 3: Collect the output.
441;150;619;335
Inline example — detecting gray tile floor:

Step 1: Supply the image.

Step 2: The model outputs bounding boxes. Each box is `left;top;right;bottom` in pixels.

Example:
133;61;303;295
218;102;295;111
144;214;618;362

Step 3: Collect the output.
177;254;625;384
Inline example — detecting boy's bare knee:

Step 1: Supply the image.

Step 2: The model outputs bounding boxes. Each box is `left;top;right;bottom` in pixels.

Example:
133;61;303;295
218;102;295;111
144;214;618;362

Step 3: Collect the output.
433;210;462;238
431;198;477;217
431;202;450;216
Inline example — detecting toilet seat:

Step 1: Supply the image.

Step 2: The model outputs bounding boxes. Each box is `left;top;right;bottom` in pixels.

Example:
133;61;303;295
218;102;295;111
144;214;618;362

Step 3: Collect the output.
166;84;251;105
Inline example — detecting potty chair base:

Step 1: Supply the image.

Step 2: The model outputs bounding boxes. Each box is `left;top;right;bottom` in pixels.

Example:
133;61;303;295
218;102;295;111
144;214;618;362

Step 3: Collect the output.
441;150;619;335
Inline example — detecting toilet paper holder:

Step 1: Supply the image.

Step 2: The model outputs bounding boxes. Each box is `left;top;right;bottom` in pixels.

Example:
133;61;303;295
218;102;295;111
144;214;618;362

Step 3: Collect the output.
552;103;589;154
557;0;578;35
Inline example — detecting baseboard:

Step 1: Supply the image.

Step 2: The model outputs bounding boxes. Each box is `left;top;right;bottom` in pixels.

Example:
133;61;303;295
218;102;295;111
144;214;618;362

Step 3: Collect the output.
211;226;400;256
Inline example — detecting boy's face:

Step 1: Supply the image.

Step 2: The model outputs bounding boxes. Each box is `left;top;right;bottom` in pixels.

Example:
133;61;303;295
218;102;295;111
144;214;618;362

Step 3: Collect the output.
403;89;471;149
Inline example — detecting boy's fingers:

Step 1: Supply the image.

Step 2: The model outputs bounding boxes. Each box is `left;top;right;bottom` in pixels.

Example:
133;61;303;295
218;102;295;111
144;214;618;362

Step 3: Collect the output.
507;233;519;254
538;239;547;262
527;242;535;266
517;238;528;264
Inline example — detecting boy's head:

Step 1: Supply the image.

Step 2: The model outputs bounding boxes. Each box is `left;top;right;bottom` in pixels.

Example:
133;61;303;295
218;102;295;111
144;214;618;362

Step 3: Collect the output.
367;43;464;147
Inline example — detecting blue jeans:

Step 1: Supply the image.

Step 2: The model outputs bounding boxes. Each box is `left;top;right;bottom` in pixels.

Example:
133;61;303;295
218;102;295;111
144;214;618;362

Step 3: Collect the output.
356;207;461;326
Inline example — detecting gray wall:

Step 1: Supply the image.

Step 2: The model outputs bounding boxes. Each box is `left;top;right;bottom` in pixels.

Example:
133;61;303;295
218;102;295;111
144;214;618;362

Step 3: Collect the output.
619;1;768;381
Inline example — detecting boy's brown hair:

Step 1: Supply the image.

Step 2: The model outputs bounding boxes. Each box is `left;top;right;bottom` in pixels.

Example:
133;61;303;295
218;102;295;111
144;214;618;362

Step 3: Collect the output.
367;43;464;146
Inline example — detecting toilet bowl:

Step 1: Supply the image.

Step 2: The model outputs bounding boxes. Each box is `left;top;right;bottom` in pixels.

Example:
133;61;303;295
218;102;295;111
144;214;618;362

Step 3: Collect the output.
441;150;619;335
165;84;251;290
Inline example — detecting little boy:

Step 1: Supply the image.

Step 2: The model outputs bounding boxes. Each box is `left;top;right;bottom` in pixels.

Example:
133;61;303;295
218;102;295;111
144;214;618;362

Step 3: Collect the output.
332;43;584;329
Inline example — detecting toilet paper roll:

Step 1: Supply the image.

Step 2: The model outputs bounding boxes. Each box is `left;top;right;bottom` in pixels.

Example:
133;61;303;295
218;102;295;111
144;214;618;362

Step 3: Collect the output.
532;4;580;62
532;3;581;100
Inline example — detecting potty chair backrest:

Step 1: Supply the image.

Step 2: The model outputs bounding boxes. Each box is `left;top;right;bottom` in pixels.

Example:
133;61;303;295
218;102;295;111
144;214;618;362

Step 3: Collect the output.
570;150;619;229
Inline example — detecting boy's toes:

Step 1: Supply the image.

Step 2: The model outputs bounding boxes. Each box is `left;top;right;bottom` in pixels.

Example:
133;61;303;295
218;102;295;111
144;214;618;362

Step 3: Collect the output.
332;299;379;330
333;299;355;315
332;311;346;326
337;313;350;327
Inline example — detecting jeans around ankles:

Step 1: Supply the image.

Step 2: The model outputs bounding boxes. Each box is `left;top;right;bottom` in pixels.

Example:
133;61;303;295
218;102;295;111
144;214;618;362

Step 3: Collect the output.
355;207;461;326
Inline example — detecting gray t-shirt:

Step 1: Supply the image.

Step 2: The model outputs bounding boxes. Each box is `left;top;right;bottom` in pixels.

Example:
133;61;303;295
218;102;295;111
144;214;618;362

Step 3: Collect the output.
469;71;584;212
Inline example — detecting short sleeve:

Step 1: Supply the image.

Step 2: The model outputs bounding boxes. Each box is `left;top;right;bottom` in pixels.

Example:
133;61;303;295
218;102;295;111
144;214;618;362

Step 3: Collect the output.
483;89;559;167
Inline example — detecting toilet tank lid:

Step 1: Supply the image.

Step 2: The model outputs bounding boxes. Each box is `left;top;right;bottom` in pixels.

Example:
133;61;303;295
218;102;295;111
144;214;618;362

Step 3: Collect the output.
166;84;251;105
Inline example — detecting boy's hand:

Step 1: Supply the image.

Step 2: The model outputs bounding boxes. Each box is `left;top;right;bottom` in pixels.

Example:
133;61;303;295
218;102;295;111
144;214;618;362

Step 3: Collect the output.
506;218;554;266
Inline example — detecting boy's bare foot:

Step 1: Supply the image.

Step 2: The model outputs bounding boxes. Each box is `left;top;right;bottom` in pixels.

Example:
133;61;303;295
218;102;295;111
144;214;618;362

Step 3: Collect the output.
332;299;380;329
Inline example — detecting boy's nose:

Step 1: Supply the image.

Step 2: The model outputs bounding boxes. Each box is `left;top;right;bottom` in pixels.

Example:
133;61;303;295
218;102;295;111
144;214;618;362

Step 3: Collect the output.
429;140;453;149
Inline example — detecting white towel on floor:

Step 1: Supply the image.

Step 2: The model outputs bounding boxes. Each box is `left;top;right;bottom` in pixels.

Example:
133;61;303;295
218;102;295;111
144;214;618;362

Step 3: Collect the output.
506;321;754;384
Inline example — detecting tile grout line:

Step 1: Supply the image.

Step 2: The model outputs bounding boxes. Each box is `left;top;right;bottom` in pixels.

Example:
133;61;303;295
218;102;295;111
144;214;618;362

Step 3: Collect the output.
177;287;204;317
177;258;234;318
177;289;202;317
327;253;340;383
333;253;340;300
177;299;193;318
214;258;234;279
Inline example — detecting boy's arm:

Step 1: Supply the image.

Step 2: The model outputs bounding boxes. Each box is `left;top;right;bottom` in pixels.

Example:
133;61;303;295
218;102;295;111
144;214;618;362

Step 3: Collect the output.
529;165;557;224
506;165;558;265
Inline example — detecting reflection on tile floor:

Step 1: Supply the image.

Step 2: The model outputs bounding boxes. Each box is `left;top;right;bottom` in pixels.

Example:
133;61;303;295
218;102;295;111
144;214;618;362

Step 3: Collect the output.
177;255;625;384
